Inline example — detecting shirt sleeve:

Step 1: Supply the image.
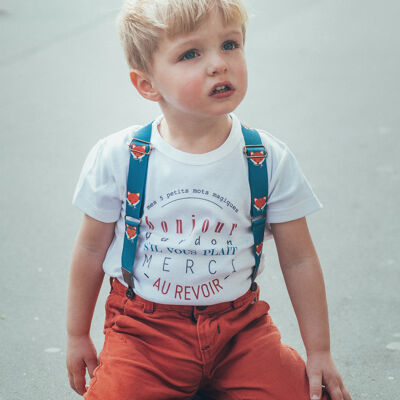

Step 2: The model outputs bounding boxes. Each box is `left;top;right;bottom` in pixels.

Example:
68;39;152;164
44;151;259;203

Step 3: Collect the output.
265;137;323;224
72;139;123;223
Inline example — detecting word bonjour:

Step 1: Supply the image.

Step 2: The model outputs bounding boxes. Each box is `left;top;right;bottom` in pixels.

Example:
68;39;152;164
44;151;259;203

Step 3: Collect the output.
144;214;239;236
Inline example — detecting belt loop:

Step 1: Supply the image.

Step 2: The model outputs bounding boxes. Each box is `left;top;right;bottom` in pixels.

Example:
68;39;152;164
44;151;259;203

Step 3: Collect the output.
143;301;154;314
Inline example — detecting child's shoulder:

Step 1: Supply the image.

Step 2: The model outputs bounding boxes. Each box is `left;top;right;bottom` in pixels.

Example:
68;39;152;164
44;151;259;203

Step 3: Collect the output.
98;124;142;152
82;124;143;175
253;127;293;168
255;128;289;153
235;115;292;160
88;124;142;163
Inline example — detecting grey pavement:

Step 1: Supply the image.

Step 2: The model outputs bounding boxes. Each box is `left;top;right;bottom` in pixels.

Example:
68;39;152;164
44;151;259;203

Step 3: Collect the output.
0;1;399;399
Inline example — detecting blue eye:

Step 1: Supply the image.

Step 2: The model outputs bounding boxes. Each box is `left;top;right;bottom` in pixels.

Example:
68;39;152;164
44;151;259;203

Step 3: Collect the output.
180;50;199;61
222;41;239;51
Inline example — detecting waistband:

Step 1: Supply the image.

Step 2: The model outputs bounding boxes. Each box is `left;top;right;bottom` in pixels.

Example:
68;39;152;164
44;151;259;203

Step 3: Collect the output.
109;278;259;316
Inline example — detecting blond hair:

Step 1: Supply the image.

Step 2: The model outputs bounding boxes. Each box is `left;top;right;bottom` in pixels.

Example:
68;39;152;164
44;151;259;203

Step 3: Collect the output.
117;0;248;73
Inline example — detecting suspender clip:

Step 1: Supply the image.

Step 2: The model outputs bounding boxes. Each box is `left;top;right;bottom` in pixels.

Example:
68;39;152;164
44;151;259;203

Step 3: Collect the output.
125;215;142;224
251;215;266;224
243;145;267;159
122;268;135;289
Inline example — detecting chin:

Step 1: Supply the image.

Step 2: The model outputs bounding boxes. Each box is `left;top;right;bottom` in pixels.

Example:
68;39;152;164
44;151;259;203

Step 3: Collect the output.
208;104;240;116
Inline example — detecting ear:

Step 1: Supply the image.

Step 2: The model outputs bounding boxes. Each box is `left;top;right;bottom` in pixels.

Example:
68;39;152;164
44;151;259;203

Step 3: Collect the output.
129;70;162;102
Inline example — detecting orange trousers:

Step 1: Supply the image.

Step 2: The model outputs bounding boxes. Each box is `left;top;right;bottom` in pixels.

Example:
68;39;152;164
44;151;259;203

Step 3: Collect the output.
84;278;328;400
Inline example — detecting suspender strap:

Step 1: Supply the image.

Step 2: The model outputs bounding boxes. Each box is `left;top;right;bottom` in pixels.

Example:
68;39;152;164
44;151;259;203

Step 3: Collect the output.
241;124;268;286
121;122;153;288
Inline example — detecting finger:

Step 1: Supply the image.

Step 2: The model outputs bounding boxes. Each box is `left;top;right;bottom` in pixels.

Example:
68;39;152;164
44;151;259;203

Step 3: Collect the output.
341;385;352;400
309;372;323;399
336;375;352;400
86;355;99;379
73;370;87;395
68;368;86;395
325;377;343;400
70;363;87;395
68;371;76;393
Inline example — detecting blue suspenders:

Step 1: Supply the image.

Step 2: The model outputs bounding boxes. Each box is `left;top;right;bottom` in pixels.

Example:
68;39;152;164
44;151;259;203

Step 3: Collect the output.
241;125;269;288
121;122;153;290
121;122;268;297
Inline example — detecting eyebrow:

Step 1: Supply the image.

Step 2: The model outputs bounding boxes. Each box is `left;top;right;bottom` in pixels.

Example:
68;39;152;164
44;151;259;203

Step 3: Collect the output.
224;29;243;37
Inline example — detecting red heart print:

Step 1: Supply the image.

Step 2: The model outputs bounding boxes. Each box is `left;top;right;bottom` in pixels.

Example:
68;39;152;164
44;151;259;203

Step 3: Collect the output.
254;196;267;211
126;225;137;240
127;192;140;207
256;242;263;256
250;151;265;166
130;145;146;159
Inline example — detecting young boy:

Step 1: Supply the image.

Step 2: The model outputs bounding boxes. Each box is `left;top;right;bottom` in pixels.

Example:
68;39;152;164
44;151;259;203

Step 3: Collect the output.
67;1;351;399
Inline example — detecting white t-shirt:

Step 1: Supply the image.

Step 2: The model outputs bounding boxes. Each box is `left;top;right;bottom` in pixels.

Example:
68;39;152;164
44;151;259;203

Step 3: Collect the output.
73;114;322;305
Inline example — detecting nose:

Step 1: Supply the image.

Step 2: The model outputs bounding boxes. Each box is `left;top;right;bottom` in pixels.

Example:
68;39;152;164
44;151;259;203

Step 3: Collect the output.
206;53;228;76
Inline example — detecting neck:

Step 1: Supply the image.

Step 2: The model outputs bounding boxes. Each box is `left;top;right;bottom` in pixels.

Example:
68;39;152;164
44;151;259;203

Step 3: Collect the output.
157;111;232;154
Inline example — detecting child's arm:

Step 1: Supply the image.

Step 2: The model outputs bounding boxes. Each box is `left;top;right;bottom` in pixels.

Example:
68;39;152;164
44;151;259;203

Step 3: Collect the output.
66;214;116;395
271;217;351;400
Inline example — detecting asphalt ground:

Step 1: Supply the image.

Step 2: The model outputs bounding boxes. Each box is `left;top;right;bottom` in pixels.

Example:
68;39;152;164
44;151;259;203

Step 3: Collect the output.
0;1;399;399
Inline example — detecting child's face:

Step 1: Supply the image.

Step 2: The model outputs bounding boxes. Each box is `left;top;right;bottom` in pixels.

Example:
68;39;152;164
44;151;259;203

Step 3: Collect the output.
149;10;248;119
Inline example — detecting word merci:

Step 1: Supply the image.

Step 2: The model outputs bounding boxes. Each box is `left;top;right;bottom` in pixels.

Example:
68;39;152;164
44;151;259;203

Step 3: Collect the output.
153;277;223;301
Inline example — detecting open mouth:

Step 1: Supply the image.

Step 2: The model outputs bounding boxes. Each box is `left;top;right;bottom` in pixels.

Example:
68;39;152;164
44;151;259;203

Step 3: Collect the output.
211;85;232;95
210;83;234;96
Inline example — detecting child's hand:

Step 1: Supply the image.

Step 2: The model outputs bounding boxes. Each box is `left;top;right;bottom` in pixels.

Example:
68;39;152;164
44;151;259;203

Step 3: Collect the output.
66;334;99;395
306;350;352;400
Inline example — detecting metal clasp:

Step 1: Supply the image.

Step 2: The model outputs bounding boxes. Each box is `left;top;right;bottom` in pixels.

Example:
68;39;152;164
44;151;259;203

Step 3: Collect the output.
251;215;266;224
243;145;267;159
125;215;142;225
